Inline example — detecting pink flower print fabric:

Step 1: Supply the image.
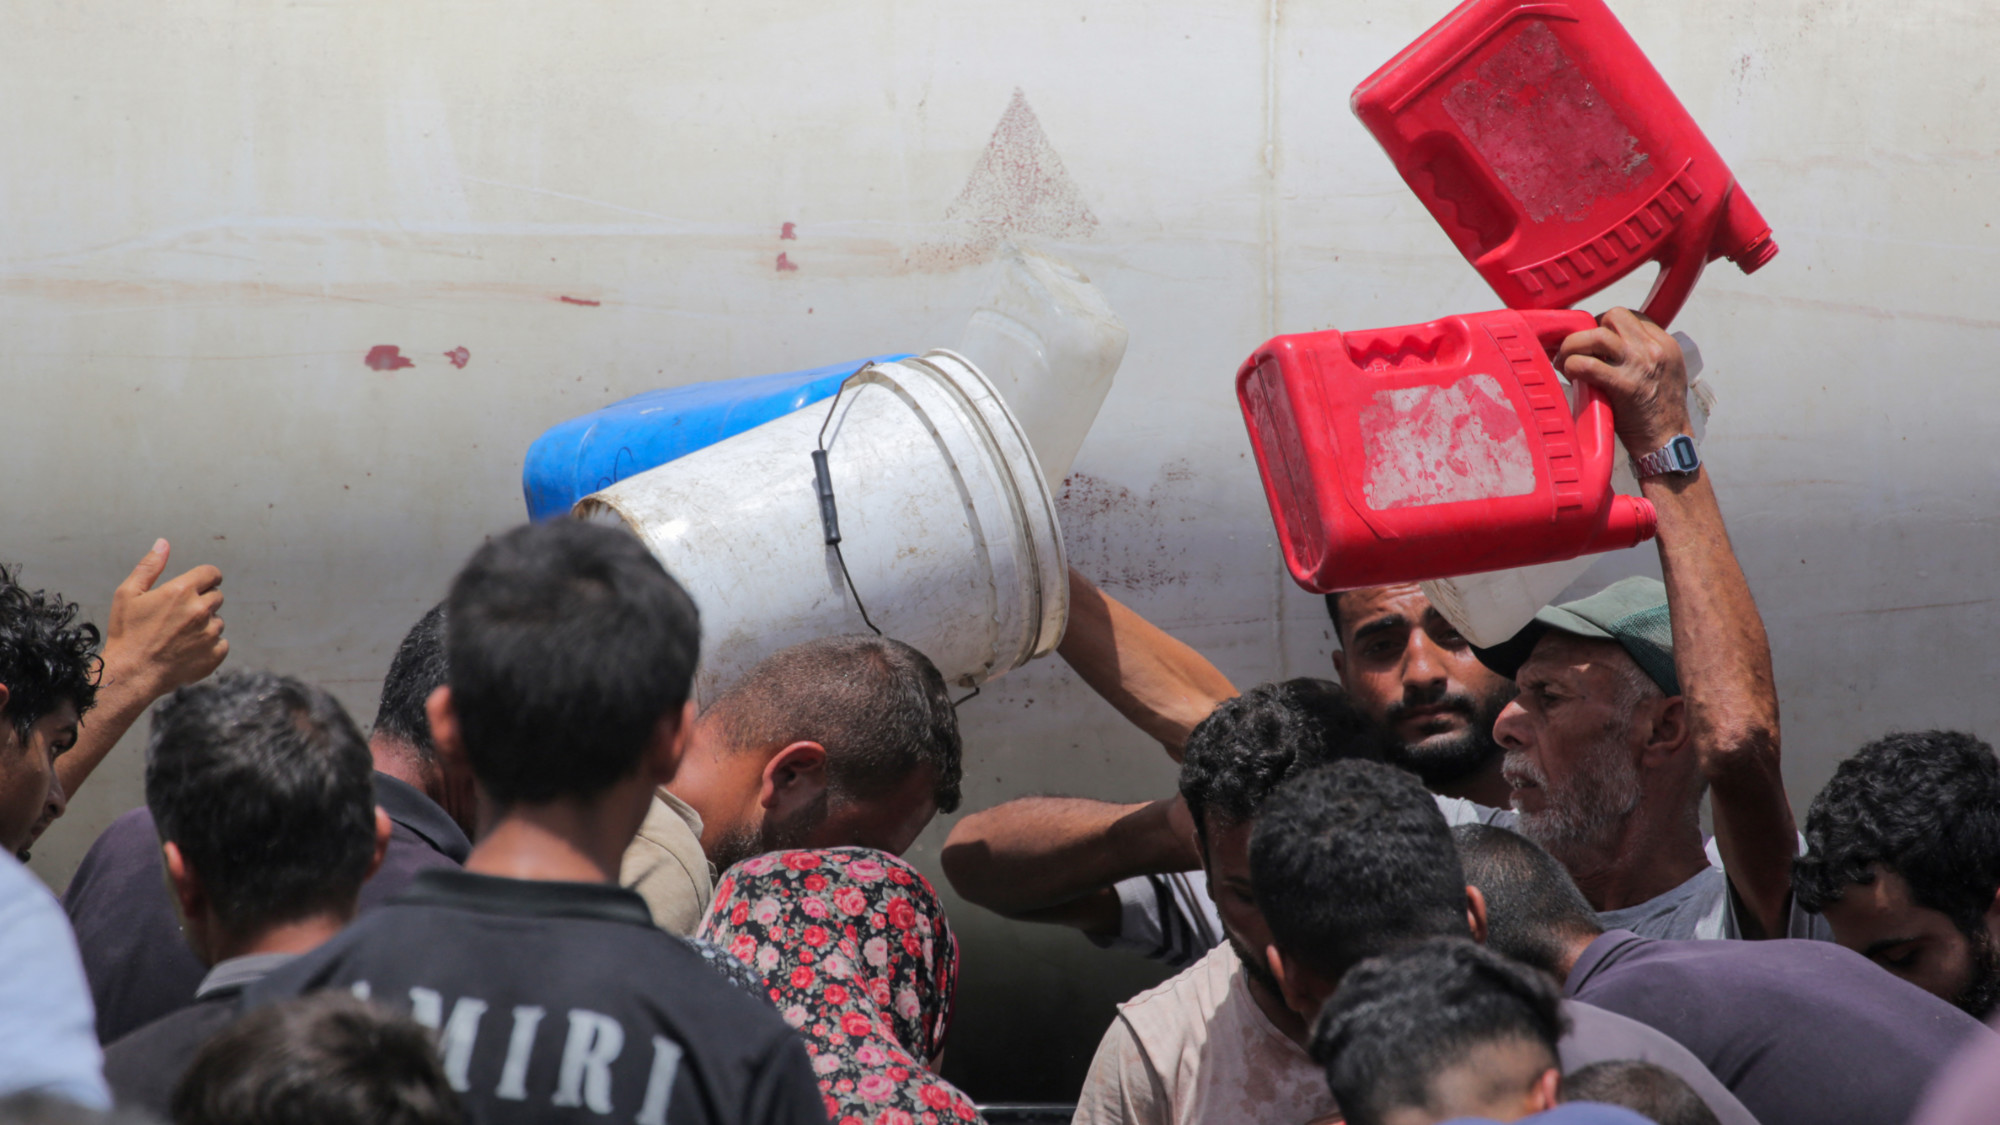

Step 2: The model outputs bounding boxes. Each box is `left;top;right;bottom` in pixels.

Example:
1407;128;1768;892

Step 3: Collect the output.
698;848;984;1125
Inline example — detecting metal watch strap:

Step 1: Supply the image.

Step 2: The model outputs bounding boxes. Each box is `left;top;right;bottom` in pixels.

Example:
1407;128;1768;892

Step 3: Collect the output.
1634;434;1701;478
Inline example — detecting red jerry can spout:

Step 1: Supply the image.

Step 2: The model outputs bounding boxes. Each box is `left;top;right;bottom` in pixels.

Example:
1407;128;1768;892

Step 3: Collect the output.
1583;495;1659;555
1720;189;1779;275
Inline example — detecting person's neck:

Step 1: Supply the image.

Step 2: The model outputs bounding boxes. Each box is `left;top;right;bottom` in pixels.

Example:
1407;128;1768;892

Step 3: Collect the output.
370;739;436;801
209;912;349;966
1431;753;1512;809
1244;967;1311;1045
1562;800;1709;913
1549;929;1604;985
464;792;646;884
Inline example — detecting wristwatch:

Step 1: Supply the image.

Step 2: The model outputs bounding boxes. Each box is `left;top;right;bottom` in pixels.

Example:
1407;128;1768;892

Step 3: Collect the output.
1634;435;1701;478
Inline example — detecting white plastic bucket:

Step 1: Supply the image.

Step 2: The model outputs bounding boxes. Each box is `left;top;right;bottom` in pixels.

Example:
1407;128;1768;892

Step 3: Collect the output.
575;350;1068;701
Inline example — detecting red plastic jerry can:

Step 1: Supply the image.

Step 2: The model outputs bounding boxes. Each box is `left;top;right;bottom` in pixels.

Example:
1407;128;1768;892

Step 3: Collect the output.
1237;309;1657;593
1351;0;1777;327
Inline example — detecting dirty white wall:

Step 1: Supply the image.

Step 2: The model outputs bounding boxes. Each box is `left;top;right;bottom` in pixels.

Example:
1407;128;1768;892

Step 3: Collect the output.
5;0;1997;1100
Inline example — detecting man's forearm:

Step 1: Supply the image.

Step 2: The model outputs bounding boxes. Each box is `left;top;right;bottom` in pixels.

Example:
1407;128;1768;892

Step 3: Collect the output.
56;656;160;795
940;796;1201;919
1059;569;1237;760
1646;469;1795;937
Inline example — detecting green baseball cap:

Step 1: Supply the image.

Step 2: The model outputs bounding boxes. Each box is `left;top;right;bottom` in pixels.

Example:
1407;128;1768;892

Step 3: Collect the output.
1470;575;1680;697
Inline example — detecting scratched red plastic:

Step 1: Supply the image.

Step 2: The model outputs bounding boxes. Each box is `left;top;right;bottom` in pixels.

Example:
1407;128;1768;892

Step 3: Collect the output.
1351;0;1777;326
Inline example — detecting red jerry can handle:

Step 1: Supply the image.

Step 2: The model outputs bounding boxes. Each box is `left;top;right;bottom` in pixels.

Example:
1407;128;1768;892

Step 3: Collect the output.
1516;309;1660;550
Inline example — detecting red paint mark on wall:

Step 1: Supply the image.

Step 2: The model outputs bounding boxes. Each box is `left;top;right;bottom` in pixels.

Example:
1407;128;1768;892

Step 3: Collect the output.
776;253;799;272
559;295;601;307
365;345;414;371
780;222;797;240
445;347;471;369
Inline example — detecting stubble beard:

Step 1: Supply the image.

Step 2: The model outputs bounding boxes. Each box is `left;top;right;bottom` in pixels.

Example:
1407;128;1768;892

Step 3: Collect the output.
1507;718;1645;869
1954;928;2000;1019
1389;682;1516;790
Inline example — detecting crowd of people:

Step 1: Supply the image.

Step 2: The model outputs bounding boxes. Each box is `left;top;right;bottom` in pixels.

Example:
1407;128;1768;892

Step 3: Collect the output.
0;309;1993;1125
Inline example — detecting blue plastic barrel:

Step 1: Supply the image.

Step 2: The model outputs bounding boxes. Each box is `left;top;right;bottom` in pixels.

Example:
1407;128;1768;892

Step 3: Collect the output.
522;354;912;521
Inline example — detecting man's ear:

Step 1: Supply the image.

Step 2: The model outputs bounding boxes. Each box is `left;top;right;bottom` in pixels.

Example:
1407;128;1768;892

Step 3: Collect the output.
0;683;13;751
1983;884;2000;949
1265;943;1319;1022
1638;694;1691;767
1527;1066;1562;1113
644;700;698;787
1466;884;1490;945
760;741;829;815
1330;649;1348;688
425;686;466;771
367;807;392;881
162;842;205;929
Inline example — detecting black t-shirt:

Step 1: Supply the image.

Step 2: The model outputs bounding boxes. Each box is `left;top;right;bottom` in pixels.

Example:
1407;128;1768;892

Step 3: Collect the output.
63;773;470;1042
1567;928;1993;1125
244;869;828;1125
102;989;242;1116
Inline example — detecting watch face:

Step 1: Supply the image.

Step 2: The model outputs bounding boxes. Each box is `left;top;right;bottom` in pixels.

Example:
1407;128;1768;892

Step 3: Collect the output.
1670;435;1700;471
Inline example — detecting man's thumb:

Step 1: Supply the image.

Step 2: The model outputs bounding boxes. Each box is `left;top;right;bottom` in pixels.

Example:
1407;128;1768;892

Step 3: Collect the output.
123;538;171;594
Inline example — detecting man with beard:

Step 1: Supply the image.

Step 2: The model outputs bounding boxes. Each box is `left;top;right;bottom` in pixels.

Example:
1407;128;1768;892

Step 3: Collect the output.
1464;311;1802;941
940;575;1517;967
1792;731;2000;1015
625;632;964;932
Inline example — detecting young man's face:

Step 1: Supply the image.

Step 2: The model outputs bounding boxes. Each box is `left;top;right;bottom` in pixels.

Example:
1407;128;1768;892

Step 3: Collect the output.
1332;585;1515;788
0;699;77;858
1819;867;2000;1017
1200;815;1282;998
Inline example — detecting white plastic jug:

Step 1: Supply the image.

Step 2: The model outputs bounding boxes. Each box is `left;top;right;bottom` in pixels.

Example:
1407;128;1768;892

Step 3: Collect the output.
953;244;1129;486
575;350;1067;702
1424;333;1712;647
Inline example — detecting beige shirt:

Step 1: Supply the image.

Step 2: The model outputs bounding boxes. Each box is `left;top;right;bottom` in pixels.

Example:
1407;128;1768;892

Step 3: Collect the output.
1073;943;1335;1125
618;789;714;935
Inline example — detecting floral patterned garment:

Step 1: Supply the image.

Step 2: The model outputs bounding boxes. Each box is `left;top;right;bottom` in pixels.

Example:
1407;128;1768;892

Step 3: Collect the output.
698;847;984;1125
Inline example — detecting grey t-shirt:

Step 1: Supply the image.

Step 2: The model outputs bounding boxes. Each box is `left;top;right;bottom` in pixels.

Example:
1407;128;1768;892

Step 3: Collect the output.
1091;795;1518;968
1596;865;1833;942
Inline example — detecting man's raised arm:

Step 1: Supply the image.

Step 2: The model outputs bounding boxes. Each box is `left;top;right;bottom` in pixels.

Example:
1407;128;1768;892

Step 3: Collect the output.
1058;568;1238;761
1560;311;1795;938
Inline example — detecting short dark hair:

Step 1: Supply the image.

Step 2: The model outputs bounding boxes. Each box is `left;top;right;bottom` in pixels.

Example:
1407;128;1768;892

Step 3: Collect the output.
1454;823;1604;977
1794;731;2000;935
1178;678;1397;847
1564;1061;1720;1125
172;992;464;1125
1311;937;1567;1125
372;604;448;761
0;564;100;738
705;635;963;813
445;522;700;806
1250;760;1467;981
1324;592;1348;645
146;672;378;935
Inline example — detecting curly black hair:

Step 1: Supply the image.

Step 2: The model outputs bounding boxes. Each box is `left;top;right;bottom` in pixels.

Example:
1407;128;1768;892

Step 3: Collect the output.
0;563;101;739
1178;677;1399;845
1794;730;2000;935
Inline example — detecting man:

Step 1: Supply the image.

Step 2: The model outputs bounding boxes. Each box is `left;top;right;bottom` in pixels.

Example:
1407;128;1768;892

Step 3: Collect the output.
1313;939;1565;1125
101;672;391;1115
0;566;112;1107
1245;761;1753;1125
1070;692;1742;1125
950;311;1798;956
1791;730;2000;1015
1468;311;1800;941
25;539;229;860
66;603;473;1042
624;632;962;933
248;521;823;1124
1561;1062;1719;1125
1458;821;1988;1125
172;992;464;1125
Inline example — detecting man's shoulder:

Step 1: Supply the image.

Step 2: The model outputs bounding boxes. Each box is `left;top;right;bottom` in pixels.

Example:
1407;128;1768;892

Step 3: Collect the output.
102;996;238;1110
1115;943;1237;1021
